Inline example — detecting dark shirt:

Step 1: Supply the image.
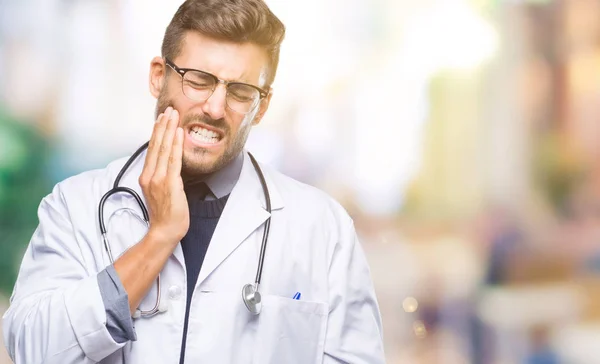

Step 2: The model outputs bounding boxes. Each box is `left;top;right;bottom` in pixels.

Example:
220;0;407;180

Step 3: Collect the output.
178;183;229;364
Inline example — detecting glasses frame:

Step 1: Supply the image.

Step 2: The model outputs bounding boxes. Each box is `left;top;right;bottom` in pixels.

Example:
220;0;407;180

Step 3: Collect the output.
164;58;269;114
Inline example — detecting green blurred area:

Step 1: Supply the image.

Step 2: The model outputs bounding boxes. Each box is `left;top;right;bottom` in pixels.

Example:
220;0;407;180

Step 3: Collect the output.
0;107;52;295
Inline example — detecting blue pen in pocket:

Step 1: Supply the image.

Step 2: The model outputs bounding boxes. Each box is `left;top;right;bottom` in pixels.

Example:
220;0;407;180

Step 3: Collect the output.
292;292;301;300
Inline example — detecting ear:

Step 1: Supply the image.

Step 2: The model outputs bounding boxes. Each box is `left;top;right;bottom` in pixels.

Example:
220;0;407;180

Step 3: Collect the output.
149;56;166;99
251;89;273;126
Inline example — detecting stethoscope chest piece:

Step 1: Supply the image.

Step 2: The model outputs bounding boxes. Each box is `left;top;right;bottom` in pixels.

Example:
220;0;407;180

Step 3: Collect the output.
242;283;262;315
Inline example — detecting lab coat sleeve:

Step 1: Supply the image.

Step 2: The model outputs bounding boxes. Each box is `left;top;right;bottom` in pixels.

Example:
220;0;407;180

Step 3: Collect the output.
323;218;386;363
98;265;137;343
2;185;127;364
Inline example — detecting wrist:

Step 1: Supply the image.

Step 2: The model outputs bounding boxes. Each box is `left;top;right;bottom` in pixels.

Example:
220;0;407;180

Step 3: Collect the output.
145;227;180;248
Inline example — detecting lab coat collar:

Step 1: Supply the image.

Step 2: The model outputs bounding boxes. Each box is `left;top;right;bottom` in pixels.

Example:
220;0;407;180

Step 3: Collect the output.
196;150;283;286
187;151;243;199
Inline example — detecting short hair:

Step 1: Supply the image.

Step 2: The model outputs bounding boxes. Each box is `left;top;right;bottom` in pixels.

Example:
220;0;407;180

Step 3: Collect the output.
162;0;286;88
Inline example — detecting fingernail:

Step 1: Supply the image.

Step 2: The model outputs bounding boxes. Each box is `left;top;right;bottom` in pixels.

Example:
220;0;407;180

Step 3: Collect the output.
171;109;178;120
156;113;163;123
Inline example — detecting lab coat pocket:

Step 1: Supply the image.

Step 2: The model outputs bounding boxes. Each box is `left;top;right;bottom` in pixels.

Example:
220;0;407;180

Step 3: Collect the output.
254;295;328;364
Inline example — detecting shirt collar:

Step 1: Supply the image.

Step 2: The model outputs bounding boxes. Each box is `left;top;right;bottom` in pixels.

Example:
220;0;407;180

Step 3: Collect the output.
203;151;244;199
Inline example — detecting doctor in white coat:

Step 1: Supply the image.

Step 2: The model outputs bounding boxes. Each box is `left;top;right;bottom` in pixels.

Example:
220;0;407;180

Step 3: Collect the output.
2;0;385;363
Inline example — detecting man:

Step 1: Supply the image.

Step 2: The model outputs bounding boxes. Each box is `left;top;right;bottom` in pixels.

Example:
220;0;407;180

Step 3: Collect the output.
2;1;385;363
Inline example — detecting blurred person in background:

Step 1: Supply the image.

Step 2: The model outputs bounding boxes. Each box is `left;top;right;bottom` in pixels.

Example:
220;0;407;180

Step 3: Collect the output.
1;0;385;363
526;326;559;364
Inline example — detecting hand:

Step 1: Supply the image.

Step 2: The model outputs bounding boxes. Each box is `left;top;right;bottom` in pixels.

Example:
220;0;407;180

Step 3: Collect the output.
138;107;189;244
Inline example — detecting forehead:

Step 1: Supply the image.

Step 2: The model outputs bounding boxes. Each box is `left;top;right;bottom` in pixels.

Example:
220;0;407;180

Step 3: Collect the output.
175;31;269;87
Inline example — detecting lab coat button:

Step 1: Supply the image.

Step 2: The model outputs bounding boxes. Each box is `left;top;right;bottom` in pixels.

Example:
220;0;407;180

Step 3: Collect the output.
168;285;182;299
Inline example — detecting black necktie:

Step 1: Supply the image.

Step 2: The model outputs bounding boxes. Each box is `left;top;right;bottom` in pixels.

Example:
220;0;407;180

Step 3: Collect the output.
185;181;211;202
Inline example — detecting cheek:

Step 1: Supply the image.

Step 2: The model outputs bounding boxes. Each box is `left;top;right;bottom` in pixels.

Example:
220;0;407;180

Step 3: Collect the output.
171;98;201;125
229;112;256;138
169;90;192;110
240;108;260;128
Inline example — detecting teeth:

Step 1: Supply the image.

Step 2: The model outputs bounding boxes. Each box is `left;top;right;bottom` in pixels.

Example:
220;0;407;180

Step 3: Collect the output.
191;126;219;139
190;127;220;144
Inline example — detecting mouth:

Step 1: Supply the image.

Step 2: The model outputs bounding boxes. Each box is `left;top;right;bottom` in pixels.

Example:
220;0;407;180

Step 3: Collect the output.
185;123;225;148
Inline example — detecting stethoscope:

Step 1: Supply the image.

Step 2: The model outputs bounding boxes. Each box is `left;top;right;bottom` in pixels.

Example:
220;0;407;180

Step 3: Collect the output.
98;141;271;317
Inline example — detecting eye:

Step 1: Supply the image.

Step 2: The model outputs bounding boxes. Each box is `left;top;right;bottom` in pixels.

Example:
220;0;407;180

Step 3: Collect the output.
184;71;216;89
185;80;212;89
228;85;258;103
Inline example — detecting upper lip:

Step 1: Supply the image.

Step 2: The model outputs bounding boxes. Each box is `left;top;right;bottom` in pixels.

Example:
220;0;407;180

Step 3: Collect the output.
187;123;225;138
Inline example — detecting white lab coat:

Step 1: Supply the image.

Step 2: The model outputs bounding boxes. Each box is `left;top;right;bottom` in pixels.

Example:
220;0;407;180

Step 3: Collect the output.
2;150;385;364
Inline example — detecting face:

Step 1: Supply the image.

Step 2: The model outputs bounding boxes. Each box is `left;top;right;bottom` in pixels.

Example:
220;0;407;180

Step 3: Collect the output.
150;32;272;178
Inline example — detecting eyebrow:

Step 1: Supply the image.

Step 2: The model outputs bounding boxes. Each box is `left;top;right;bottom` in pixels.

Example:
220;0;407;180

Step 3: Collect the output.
223;71;257;87
184;63;250;84
201;68;254;86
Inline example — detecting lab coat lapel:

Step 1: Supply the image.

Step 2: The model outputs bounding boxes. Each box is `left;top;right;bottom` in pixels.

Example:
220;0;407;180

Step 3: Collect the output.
196;152;278;287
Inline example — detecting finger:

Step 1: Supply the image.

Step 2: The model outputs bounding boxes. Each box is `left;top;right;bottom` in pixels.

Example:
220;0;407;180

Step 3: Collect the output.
154;109;179;178
168;127;184;182
142;107;173;179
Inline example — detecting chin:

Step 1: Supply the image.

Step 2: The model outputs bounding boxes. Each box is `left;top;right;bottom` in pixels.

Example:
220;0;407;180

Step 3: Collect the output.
182;153;219;175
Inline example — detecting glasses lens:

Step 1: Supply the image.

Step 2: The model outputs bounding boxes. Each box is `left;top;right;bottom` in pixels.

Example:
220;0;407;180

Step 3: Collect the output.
182;71;216;101
227;84;260;114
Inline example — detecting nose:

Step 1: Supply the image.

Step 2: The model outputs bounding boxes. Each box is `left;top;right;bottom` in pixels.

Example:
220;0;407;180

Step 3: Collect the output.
201;84;227;120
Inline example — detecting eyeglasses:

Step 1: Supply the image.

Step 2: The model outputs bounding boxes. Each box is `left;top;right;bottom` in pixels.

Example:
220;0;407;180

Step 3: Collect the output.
165;58;269;114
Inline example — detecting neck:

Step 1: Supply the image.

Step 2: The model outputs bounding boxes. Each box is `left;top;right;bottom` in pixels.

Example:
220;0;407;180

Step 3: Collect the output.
182;173;209;190
180;151;244;199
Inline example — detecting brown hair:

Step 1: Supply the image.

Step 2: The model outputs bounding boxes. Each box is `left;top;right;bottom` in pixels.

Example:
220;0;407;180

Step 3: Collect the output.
162;0;285;87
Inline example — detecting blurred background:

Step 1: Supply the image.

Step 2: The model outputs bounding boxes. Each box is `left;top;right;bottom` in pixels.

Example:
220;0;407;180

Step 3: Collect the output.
1;0;600;362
